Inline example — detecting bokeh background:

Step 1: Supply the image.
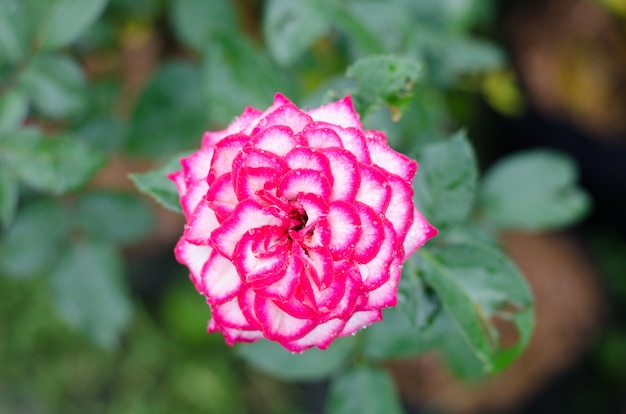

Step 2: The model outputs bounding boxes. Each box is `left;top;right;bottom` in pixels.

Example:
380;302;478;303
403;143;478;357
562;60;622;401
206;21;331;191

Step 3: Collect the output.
1;0;625;413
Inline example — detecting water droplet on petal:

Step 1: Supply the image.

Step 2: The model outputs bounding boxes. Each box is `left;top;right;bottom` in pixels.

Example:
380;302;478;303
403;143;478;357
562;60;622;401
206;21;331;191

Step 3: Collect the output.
248;229;255;235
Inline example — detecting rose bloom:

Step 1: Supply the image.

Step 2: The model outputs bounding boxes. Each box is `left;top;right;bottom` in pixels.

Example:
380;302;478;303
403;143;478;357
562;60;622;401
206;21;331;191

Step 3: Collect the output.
170;94;437;352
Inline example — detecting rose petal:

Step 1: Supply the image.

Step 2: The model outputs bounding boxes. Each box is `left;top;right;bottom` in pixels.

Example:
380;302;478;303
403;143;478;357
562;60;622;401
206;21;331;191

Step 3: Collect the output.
234;166;282;201
174;237;212;292
355;164;391;213
202;250;242;304
255;296;316;341
206;173;238;222
321;148;360;201
385;174;415;242
284;318;347;351
307;95;361;129
259;254;302;301
277;169;331;200
209;134;249;183
233;226;289;286
255;103;312;134
366;135;417;182
212;295;258;329
203;107;262;146
181;146;214;186
184;198;220;244
353;202;385;263
285;147;333;187
361;257;403;310
326;200;362;260
357;219;398;290
299;126;343;149
211;199;285;258
403;208;438;258
339;309;383;337
249;125;304;157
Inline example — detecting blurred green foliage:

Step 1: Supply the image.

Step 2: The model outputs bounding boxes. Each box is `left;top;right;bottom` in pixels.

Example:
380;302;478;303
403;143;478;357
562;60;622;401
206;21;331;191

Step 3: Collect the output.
0;0;594;412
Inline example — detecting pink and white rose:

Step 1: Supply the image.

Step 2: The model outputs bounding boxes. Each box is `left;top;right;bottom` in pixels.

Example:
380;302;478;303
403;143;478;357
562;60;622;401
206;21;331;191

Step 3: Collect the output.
170;94;437;352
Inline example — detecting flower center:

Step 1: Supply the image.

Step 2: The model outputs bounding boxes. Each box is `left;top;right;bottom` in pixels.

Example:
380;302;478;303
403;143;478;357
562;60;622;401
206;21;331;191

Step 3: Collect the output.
288;207;308;232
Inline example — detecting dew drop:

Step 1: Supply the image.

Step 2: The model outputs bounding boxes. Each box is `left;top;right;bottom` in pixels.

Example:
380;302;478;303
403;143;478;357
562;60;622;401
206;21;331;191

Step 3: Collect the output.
247;229;255;235
296;170;301;176
351;332;357;336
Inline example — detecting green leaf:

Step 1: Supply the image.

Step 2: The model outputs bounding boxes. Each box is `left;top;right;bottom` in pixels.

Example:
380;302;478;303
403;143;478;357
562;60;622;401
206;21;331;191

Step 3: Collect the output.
37;0;109;50
18;54;87;119
418;242;534;373
76;191;155;244
341;0;413;53
129;154;187;213
0;199;69;279
361;307;434;360
236;336;356;381
202;34;289;126
346;55;422;120
413;130;478;231
418;30;504;85
479;150;591;230
0;162;18;228
0;89;28;134
263;0;330;66
0;0;29;64
2;128;106;195
126;61;207;157
327;365;403;414
437;311;487;380
50;239;132;348
170;0;236;51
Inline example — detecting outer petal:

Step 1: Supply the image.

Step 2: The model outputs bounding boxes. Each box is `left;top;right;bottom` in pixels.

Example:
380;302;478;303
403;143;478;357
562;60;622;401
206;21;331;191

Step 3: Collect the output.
180;179;209;218
249;125;304;156
205;173;238;222
357;219;398;290
212;295;259;330
255;103;313;134
403;207;438;259
384;174;415;243
209;134;249;183
202;250;243;304
353;202;385;263
184;199;220;245
174;238;212;292
181;146;214;186
338;309;383;337
203;107;262;146
284;318;347;351
307;96;361;129
254;296;316;341
361;257;402;310
366;136;417;182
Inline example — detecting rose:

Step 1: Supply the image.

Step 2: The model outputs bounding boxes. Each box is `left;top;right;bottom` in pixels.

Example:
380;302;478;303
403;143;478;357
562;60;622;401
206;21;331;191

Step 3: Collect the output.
170;94;437;352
